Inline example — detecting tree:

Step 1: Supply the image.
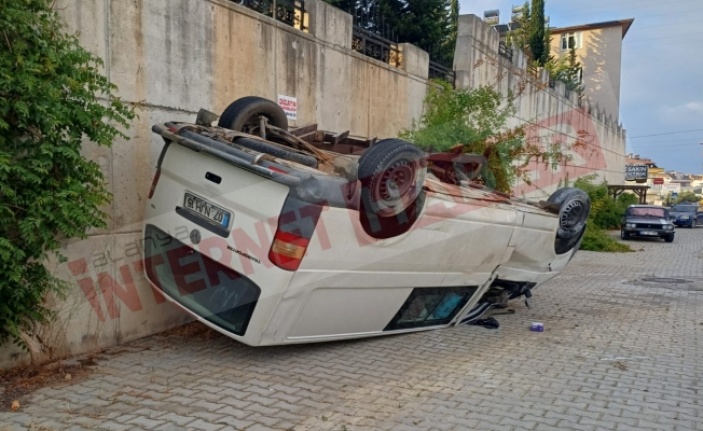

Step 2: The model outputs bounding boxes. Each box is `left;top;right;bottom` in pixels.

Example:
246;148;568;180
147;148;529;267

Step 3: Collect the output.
0;0;134;353
507;0;550;67
546;43;583;94
322;0;457;66
528;0;549;66
672;191;700;205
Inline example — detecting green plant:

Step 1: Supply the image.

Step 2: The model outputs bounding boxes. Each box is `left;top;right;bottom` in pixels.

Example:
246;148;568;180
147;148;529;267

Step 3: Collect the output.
0;0;134;352
579;223;632;253
573;176;634;252
401;81;569;193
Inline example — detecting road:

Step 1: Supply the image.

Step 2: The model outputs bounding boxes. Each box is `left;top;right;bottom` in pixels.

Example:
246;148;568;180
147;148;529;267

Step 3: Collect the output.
2;228;702;431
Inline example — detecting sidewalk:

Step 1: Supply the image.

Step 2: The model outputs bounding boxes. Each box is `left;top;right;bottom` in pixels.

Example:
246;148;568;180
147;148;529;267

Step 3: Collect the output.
2;229;702;431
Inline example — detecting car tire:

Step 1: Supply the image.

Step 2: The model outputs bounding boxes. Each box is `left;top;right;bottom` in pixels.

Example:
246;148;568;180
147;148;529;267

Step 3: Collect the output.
217;96;288;133
664;234;675;243
620;229;629;240
547;187;591;254
358;139;427;218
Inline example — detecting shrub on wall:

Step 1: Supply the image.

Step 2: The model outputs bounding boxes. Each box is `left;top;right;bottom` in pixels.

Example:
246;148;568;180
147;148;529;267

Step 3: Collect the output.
401;81;569;193
0;0;133;356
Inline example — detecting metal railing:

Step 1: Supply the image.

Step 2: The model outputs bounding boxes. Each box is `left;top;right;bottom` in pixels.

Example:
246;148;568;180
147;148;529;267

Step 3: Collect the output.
429;61;455;84
352;26;401;67
232;0;308;31
498;41;513;62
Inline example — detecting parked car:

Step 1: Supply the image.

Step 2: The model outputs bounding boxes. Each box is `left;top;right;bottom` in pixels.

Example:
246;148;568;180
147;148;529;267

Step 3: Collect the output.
668;203;702;228
142;96;591;346
621;205;675;242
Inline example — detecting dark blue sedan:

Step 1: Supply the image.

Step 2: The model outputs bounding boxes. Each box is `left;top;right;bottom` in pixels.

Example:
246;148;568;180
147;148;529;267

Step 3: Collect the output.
668;204;703;228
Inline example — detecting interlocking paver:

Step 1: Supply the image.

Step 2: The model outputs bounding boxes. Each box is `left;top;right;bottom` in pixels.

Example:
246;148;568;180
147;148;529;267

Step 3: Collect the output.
2;229;703;430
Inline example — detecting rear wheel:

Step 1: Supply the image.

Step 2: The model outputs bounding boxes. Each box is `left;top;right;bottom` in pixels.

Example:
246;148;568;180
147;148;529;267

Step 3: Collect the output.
358;139;427;239
358;139;427;218
217;96;288;133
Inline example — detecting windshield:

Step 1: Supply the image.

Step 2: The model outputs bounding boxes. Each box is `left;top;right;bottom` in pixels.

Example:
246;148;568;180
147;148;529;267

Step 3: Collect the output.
671;205;697;213
628;207;666;218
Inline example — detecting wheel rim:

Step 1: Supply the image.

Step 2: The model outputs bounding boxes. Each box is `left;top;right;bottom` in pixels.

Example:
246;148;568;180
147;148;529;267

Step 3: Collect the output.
560;200;586;231
375;160;415;205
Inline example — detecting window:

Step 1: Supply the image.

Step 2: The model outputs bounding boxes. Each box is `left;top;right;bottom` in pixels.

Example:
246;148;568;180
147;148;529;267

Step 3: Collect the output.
561;32;582;50
628;207;666;218
144;224;261;336
384;287;477;330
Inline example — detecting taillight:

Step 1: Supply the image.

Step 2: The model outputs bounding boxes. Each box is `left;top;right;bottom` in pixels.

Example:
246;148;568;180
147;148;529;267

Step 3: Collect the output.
268;196;323;271
148;169;161;199
269;230;310;271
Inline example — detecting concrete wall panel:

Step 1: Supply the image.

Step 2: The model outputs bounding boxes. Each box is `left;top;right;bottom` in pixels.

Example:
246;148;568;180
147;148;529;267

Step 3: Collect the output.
211;7;278;112
275;30;318;128
316;47;354;133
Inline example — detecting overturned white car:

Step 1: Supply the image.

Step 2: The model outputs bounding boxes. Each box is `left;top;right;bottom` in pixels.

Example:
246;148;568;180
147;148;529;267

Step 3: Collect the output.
143;96;590;346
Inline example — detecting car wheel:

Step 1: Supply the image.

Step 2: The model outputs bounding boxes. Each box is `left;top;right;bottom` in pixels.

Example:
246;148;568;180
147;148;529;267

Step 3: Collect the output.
664;234;675;243
620;229;629;240
547;188;591;254
358;139;427;218
217;96;289;133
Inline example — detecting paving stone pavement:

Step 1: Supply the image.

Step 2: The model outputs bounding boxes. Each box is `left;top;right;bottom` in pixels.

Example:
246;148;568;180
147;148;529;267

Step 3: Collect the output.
2;228;703;431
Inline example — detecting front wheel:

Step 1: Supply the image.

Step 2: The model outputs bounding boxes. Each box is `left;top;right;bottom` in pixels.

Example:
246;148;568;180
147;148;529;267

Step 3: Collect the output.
547;188;591;254
664;234;675;243
620;230;629;240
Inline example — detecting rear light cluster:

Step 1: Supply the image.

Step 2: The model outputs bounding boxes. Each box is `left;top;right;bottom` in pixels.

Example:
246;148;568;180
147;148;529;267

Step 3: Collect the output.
268;196;322;271
270;231;310;271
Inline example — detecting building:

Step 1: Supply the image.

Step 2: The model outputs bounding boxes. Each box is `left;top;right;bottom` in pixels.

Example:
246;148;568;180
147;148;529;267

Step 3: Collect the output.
549;19;634;121
484;10;633;122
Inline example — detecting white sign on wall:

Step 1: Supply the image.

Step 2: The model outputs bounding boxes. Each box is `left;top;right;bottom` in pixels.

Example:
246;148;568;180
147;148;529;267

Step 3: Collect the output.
660;183;681;195
277;95;297;121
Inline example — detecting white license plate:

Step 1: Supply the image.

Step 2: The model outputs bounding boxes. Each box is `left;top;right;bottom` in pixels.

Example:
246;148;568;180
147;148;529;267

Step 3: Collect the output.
641;231;658;236
183;192;231;228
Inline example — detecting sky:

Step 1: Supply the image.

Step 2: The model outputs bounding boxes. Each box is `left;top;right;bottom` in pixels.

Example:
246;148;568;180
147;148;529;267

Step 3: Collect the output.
458;0;703;174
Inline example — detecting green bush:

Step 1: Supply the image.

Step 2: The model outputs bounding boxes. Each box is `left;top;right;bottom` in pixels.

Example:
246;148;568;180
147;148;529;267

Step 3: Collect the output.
579;223;632;253
573;175;633;252
0;0;134;351
401;81;568;193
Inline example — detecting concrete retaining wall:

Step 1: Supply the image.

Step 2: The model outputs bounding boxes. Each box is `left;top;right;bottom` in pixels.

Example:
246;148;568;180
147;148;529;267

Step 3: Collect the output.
0;6;626;369
454;14;626;198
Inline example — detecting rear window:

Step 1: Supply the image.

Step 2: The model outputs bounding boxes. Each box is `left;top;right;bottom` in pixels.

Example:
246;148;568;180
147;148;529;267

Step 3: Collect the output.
143;224;260;336
628;207;666;218
671;205;697;213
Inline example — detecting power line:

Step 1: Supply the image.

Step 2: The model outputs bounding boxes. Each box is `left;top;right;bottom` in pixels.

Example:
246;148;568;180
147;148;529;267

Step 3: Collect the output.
629;17;701;31
626;30;703;44
630;141;702;148
628;128;703;139
625;136;703;145
512;115;626;157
